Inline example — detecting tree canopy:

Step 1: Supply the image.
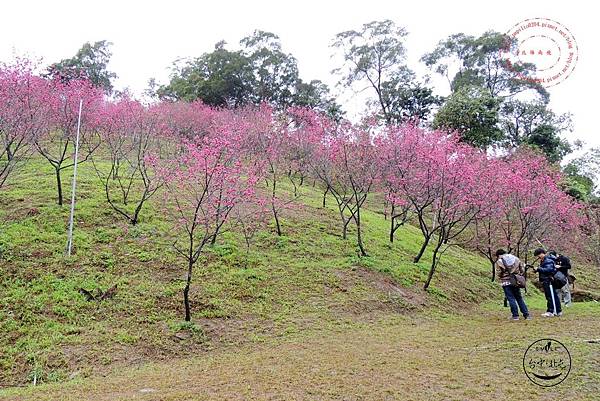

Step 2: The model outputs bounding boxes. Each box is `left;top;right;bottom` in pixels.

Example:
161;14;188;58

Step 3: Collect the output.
158;31;342;119
331;20;438;124
422;30;571;160
47;40;117;93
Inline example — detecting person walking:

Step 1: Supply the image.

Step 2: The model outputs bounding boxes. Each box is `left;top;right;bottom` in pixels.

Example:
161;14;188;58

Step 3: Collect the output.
495;249;530;321
533;248;562;317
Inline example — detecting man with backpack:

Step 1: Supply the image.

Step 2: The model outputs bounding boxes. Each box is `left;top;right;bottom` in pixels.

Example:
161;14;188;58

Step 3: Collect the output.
533;248;562;317
550;250;573;307
495;249;530;321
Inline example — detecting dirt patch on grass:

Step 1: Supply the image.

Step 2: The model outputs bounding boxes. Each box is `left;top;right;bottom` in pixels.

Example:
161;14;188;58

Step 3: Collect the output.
326;266;428;320
355;266;428;307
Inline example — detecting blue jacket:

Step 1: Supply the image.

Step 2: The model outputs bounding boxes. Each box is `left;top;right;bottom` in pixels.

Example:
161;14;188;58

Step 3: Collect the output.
537;255;557;282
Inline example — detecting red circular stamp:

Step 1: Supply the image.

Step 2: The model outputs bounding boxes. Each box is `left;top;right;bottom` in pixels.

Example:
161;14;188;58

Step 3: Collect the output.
501;18;578;88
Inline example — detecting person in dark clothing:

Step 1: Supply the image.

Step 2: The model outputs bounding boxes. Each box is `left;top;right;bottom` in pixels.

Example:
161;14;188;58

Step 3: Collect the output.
549;250;572;306
533;248;562;317
495;249;530;320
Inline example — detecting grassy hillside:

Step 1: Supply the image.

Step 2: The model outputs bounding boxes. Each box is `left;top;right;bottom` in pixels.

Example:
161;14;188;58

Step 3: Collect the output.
1;156;599;393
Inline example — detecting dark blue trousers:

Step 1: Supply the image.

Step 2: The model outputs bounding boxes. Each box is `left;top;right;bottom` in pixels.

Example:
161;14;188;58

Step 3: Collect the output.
503;285;529;318
543;281;562;314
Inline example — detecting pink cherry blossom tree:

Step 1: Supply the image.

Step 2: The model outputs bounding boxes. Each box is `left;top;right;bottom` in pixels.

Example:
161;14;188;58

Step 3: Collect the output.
93;97;172;225
241;104;301;237
285;107;335;208
501;151;582;261
470;157;513;279
377;124;502;288
159;127;261;321
376;127;415;244
35;77;104;205
420;146;493;289
377;125;442;262
310;120;378;256
471;149;584;279
160;100;217;140
0;59;48;188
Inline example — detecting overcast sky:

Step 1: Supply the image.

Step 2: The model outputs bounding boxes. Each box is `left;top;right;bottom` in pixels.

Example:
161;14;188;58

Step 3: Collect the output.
2;0;598;150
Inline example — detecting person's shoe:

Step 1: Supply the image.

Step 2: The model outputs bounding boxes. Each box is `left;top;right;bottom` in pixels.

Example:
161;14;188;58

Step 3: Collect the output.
511;316;519;321
541;312;554;317
555;312;563;316
564;303;571;308
524;315;532;320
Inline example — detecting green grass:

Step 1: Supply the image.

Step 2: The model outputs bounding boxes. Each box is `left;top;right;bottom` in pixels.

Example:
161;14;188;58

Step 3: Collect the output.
1;155;599;396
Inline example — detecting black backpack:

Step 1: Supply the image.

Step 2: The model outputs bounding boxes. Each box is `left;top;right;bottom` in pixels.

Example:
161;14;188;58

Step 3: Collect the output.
557;255;572;270
552;271;569;289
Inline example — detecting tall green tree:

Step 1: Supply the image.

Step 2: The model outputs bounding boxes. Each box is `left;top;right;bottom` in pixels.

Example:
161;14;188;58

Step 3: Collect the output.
561;165;594;201
331;20;437;124
379;75;440;124
240;30;299;106
433;86;503;148
158;41;255;107
422;31;547;100
563;149;600;201
159;33;341;117
423;31;571;159
48;40;117;93
523;124;571;163
294;79;344;120
500;99;571;161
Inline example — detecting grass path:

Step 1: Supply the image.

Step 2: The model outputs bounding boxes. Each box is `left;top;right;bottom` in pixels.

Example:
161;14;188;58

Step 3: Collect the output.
4;299;599;401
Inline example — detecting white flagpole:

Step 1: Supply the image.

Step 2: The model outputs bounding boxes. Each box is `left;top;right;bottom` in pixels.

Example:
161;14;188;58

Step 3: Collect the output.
66;99;83;256
550;283;557;315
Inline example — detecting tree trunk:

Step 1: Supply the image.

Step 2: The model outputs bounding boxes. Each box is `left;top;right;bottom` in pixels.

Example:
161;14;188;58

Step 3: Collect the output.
183;258;193;322
270;176;282;236
355;207;367;256
389;213;400;243
414;235;431;263
131;201;145;226
342;216;351;240
387;202;393;226
322;187;328;208
272;204;282;236
56;167;63;206
424;239;444;290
